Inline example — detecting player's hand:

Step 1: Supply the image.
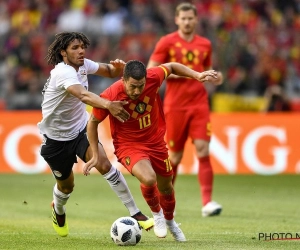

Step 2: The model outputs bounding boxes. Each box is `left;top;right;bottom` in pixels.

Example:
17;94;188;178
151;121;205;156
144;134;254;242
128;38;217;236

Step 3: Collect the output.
107;100;130;122
110;59;126;70
198;70;222;85
83;157;98;176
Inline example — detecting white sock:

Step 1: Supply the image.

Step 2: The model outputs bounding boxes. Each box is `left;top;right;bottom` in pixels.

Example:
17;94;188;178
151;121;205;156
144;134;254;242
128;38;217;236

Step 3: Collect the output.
152;208;163;217
166;219;176;226
103;166;139;216
53;183;70;215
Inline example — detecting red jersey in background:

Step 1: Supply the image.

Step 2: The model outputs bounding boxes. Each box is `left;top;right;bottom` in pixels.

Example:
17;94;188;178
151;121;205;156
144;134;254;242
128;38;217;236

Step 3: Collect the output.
149;31;212;113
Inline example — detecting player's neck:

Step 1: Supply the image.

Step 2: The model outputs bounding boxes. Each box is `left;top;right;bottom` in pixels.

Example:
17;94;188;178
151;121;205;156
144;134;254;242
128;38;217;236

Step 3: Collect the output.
178;30;195;42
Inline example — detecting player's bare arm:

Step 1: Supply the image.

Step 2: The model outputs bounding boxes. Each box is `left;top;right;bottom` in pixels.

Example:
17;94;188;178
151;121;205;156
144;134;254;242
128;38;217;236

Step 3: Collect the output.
95;59;126;78
67;84;129;122
204;66;223;85
83;114;100;176
162;62;219;84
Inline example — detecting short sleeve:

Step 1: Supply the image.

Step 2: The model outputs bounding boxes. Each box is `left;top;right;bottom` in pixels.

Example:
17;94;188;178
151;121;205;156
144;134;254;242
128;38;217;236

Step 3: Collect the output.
56;66;78;89
147;66;168;87
84;58;99;74
149;36;169;63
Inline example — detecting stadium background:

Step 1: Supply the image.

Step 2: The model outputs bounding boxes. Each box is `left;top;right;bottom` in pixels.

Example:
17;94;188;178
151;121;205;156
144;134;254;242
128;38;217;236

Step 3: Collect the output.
0;0;300;175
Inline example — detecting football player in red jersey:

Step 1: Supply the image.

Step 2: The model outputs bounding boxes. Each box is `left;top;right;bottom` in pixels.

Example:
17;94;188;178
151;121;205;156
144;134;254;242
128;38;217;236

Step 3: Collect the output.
84;60;219;241
147;2;223;217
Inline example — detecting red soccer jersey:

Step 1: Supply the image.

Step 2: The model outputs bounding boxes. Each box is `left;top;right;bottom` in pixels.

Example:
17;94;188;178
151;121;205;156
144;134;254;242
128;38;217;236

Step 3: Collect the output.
93;66;167;151
149;31;212;112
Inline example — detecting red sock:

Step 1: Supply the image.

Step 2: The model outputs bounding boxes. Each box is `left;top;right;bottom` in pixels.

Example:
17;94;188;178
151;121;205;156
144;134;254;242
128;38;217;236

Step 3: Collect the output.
159;190;175;220
198;156;213;206
140;183;161;213
171;162;178;185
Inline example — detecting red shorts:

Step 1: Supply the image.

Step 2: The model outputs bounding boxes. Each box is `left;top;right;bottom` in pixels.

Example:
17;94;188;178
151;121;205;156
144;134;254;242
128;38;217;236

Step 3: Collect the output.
115;142;173;177
165;104;211;152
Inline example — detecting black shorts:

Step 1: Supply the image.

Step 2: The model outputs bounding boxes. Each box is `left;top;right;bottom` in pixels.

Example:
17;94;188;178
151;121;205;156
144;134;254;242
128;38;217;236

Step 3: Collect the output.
40;128;89;180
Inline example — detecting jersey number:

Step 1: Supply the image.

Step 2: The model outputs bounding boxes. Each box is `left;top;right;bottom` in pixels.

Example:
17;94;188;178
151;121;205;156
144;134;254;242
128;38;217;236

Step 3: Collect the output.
164;158;172;172
138;114;151;129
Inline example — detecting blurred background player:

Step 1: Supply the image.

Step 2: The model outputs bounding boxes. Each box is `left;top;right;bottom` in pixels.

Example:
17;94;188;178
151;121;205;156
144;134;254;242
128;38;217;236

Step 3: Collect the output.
38;32;153;237
147;2;223;217
84;60;219;241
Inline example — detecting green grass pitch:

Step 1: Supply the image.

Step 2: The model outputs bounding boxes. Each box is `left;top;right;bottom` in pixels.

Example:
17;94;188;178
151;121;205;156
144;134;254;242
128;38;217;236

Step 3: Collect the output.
0;174;299;249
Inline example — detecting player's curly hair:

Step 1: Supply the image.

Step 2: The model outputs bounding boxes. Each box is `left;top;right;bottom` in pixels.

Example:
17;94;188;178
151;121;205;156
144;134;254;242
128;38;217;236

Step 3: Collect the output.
123;60;147;81
46;32;90;65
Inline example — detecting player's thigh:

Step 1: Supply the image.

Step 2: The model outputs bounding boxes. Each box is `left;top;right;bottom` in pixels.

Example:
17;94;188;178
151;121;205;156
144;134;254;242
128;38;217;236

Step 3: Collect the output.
189;106;211;142
76;133;110;164
150;147;173;178
117;147;150;175
165;110;189;152
40;137;76;180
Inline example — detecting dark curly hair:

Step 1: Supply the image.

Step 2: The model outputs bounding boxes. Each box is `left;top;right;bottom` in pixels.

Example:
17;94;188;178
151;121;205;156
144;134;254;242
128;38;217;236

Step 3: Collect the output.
46;32;90;65
123;60;147;81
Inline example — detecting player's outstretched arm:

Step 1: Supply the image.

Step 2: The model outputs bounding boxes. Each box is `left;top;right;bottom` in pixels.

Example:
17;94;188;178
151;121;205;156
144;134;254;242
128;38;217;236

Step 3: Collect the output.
95;59;126;78
162;62;220;85
83;114;101;176
67;84;129;122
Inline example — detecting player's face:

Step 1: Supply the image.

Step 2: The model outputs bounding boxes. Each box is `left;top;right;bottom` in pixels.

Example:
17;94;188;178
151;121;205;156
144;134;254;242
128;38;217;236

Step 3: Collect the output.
175;10;198;35
124;77;146;100
61;39;86;71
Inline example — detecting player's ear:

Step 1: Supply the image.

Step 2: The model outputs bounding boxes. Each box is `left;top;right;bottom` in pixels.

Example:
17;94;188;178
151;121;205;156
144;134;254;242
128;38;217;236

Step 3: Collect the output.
60;50;67;57
175;16;179;25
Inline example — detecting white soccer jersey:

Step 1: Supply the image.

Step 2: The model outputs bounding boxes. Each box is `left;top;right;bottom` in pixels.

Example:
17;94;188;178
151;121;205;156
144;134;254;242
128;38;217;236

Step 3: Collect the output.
38;58;99;141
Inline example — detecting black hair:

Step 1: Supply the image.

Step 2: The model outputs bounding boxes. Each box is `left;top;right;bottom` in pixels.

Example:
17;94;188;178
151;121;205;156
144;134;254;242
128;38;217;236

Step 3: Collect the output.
123;60;147;81
46;32;90;65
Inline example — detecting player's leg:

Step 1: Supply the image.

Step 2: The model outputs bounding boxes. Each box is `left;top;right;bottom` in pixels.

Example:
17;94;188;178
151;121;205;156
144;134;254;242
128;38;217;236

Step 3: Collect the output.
40;136;76;237
194;139;212;205
155;172;186;241
190;106;222;217
130;159;165;237
82;136;153;230
164;110;189;185
150;148;186;241
50;173;73;237
194;139;222;216
168;150;183;184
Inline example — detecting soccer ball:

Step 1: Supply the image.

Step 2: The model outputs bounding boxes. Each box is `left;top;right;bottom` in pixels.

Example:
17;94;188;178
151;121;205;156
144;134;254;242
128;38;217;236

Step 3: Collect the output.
110;217;142;246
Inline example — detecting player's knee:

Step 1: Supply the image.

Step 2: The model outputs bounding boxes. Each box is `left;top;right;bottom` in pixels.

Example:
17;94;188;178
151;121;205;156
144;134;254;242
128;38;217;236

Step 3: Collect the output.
60;183;74;194
195;142;209;157
141;175;157;187
95;159;112;175
170;152;183;165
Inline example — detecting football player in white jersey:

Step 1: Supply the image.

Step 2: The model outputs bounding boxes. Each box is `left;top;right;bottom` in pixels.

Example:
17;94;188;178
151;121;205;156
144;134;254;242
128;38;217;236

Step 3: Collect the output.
38;32;154;237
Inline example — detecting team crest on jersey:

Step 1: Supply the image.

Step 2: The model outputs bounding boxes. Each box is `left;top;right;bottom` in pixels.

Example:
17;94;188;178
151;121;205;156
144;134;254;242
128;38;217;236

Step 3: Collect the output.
125;157;131;166
135;102;146;114
186;51;195;62
80;70;87;75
